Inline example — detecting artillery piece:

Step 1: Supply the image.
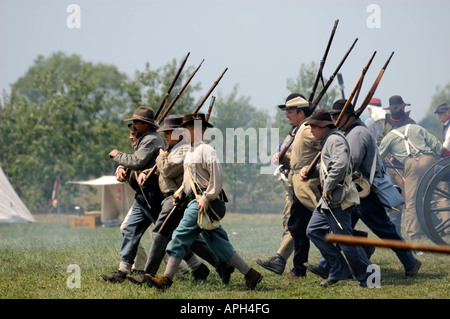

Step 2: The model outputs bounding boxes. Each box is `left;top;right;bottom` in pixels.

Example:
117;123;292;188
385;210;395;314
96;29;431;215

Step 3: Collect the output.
415;156;450;245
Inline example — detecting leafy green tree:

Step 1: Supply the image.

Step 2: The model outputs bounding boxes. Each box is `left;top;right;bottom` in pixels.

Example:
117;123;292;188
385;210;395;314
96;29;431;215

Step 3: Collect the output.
0;52;203;213
0;53;131;212
209;85;284;213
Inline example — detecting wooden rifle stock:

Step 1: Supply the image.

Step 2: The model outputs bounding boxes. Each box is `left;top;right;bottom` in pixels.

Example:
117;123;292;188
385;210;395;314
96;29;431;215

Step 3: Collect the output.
205;96;216;122
192;67;228;114
309;19;339;103
350;51;377;113
335;51;377;127
158;59;205;124
155;52;190;121
326;234;450;254
355;51;394;119
278;38;358;163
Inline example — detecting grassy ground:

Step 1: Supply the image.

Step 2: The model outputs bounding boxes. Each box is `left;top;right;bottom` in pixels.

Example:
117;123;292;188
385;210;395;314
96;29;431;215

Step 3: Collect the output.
0;213;449;302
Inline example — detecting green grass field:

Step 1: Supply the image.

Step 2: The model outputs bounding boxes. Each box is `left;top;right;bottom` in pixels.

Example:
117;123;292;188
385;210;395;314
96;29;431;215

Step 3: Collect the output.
0;213;449;301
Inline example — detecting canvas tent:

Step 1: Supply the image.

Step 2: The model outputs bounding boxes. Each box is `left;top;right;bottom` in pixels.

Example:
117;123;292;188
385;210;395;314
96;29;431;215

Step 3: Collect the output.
67;176;134;225
0;167;35;224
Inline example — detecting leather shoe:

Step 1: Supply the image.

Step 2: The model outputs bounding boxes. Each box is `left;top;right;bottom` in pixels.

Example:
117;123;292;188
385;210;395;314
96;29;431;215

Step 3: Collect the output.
245;268;263;290
256;256;285;275
216;262;234;284
192;263;210;281
405;260;422;277
100;270;127;283
145;274;173;290
303;262;329;279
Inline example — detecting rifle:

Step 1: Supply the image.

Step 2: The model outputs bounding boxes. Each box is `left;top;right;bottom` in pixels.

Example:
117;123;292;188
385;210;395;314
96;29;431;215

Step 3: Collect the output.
326;234;450;255
158;59;205;124
192;67;228;114
354;51;394;119
309;37;358;112
155;52;190;121
309;19;339;103
278;37;358;162
304;51;377;178
158;191;186;236
205;96;216;122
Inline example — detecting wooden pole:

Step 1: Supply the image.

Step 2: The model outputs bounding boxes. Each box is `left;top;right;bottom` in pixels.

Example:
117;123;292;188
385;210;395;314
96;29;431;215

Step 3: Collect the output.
326;234;450;254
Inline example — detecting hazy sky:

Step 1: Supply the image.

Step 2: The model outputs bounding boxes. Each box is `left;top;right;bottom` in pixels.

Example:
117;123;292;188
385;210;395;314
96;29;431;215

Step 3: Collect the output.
1;0;449;121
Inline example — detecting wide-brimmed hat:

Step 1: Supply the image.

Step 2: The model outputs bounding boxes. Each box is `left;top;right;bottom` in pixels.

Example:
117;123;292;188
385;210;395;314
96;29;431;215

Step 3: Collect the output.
329;99;354;115
157;115;184;132
384;95;410;110
124;106;159;128
278;93;310;110
305;109;336;128
178;113;213;128
434;102;450;114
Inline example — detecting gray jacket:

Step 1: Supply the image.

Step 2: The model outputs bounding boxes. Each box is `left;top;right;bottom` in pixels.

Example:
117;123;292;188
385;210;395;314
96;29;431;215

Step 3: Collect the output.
345;119;384;180
319;128;353;196
114;130;164;171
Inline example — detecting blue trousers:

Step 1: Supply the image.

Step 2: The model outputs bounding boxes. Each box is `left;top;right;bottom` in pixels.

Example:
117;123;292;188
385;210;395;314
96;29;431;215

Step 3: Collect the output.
353;193;417;270
120;190;162;265
166;199;235;262
307;203;371;281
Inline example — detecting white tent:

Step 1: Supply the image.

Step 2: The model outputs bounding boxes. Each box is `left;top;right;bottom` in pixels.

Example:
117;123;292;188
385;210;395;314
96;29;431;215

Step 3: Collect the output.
0;167;35;224
67;176;135;225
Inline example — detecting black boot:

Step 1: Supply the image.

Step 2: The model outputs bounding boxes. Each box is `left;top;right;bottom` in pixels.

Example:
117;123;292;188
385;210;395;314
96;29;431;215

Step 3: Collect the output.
216;262;235;284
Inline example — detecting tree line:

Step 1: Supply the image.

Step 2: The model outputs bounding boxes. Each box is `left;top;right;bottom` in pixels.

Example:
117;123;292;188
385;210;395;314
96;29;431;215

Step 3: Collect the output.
0;52;447;214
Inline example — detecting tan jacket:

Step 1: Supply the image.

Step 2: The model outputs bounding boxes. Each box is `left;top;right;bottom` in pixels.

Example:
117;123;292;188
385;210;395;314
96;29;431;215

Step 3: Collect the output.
154;140;190;194
289;120;322;211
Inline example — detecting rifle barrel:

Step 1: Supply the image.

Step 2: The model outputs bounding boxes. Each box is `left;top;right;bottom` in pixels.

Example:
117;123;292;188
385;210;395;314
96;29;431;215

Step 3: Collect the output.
158;59;205;123
309;19;339;103
155;52;190;120
309;38;358;112
205;96;216;122
193;67;228;114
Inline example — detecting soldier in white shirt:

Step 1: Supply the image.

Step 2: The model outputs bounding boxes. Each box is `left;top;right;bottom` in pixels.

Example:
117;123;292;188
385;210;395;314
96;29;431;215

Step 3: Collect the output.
145;113;263;290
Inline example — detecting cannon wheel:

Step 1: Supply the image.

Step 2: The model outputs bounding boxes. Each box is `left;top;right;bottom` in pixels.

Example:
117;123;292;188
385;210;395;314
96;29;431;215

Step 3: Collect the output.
416;157;450;245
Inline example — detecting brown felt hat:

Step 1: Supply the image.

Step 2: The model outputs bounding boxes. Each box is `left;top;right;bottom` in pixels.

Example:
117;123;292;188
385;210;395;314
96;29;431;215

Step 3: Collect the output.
157;115;184;132
178;113;213;128
124;106;159;128
305;109;336;128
